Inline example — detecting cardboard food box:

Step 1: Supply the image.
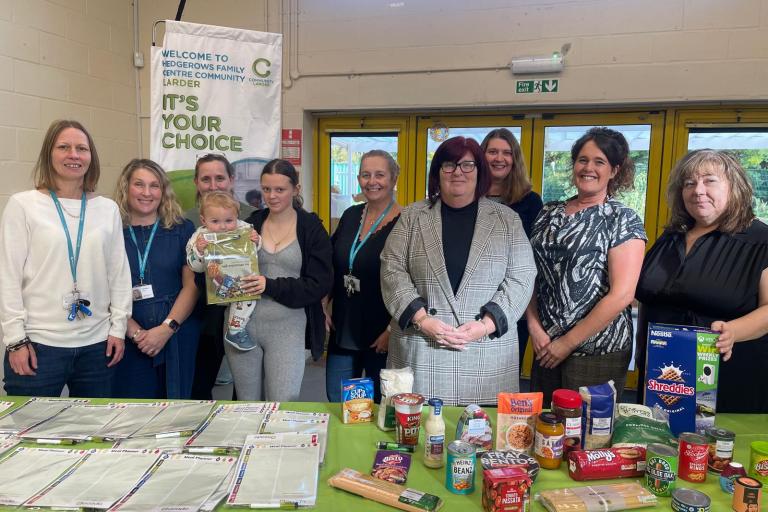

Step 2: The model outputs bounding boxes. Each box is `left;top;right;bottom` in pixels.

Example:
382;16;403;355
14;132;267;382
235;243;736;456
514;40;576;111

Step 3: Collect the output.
644;323;719;436
342;377;374;424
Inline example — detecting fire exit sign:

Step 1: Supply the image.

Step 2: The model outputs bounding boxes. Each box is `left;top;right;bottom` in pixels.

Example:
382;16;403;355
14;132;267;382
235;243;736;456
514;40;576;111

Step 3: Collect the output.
516;79;559;94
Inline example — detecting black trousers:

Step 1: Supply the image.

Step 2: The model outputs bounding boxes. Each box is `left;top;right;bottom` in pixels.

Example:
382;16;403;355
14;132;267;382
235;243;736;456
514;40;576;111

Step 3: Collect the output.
190;303;236;400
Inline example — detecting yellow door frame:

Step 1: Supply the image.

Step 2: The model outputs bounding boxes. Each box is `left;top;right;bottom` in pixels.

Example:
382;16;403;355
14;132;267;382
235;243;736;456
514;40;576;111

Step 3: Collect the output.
315;116;415;230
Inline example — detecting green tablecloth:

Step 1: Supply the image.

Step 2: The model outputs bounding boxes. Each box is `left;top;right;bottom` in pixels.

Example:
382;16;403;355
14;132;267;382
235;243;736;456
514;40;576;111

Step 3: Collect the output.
2;398;767;511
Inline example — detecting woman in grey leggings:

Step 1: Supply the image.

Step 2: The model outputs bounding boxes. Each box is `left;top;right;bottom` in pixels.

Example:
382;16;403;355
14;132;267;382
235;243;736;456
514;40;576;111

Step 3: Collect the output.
230;159;332;401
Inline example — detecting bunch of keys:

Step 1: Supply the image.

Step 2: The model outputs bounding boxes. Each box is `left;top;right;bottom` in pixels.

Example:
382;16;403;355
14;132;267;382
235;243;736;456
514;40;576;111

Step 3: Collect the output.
66;293;92;321
343;274;360;297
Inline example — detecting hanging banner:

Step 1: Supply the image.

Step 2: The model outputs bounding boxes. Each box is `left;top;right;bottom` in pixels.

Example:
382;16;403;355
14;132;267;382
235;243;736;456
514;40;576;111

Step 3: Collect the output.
150;20;282;209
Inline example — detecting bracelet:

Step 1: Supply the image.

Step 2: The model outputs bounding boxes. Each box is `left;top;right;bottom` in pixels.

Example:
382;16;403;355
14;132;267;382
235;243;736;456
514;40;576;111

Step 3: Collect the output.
6;337;31;352
132;329;142;339
479;320;488;338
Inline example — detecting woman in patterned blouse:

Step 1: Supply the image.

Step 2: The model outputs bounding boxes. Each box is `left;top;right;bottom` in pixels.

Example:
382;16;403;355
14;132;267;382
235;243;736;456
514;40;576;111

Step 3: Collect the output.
526;127;647;404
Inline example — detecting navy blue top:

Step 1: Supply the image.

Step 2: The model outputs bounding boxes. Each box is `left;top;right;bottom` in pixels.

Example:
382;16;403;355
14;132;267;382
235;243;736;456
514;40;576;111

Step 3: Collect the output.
114;219;200;399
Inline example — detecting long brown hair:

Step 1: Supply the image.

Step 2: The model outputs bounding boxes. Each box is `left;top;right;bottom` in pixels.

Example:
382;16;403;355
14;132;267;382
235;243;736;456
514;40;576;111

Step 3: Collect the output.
34;120;100;192
114;159;184;229
666;149;755;234
480;128;531;204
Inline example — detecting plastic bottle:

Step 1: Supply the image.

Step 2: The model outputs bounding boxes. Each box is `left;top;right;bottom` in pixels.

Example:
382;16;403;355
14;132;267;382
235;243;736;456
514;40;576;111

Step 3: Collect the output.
424;398;445;468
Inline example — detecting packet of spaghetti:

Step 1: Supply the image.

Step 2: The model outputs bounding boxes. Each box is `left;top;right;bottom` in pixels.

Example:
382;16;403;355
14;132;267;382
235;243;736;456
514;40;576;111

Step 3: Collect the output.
495;393;543;455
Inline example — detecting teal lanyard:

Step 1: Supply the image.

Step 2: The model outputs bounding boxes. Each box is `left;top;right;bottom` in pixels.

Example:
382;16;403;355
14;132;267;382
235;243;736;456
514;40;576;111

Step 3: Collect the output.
128;220;160;284
50;190;87;291
348;200;394;273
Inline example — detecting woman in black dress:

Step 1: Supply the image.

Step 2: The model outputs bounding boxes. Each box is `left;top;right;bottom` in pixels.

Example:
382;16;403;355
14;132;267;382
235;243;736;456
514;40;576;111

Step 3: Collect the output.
324;150;402;402
636;149;768;413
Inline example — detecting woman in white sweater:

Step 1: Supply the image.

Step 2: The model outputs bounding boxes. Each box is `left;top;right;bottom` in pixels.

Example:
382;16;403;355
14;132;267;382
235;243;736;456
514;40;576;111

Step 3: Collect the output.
0;120;132;397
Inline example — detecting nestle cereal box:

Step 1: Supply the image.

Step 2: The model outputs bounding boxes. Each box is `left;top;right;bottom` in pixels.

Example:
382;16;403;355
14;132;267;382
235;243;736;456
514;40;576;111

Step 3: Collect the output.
644;323;720;436
342;377;374;424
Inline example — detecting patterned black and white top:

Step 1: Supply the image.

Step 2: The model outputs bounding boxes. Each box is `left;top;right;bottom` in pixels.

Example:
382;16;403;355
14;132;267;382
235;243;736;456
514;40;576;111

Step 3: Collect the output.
530;197;647;356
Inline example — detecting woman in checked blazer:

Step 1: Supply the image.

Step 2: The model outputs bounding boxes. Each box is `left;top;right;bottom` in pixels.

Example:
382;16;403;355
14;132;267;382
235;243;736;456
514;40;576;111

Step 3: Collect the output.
380;136;536;406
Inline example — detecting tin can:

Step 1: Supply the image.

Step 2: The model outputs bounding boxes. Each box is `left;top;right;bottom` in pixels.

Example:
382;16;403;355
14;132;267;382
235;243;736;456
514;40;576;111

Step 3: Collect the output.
748;440;768;485
705;426;735;473
732;476;762;512
678;432;708;483
645;443;678;497
671;488;711;512
721;462;748;494
446;440;475;494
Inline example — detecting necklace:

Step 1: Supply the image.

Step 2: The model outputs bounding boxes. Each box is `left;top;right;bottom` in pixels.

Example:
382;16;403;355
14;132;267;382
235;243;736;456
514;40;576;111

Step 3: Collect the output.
58;200;86;218
265;218;296;249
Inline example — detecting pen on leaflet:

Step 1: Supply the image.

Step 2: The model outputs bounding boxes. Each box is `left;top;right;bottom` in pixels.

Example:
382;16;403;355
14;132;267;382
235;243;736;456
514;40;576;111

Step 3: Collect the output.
36;438;75;445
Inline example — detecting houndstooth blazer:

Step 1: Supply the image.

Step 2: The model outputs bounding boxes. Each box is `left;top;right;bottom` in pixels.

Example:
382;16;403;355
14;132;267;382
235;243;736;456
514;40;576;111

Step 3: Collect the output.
380;197;536;406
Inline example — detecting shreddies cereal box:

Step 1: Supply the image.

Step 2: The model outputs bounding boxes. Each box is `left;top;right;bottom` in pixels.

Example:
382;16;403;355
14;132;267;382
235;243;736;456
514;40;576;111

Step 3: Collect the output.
644;323;719;436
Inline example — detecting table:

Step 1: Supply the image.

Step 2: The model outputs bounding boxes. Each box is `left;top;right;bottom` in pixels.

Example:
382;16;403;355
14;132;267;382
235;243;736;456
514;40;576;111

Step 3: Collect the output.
2;398;766;511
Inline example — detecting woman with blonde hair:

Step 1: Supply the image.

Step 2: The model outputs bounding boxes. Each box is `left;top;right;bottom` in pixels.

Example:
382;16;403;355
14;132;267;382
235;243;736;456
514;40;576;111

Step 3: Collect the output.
112;158;199;398
0;120;131;397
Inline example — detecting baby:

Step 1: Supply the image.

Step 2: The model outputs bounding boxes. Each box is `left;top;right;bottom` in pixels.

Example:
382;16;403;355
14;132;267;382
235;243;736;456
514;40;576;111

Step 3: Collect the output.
186;191;260;351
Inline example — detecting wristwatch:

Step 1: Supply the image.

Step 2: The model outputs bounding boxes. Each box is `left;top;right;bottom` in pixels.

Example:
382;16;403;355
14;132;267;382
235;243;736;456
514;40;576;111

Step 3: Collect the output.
163;318;180;333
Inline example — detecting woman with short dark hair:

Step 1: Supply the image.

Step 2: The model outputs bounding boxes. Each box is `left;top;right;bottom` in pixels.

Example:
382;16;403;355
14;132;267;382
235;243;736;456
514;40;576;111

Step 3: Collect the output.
381;136;536;405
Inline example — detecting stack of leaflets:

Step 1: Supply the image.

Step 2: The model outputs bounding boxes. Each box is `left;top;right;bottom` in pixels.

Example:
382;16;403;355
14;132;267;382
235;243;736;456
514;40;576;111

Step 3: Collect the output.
112;436;188;452
185;402;279;453
0;447;86;506
20;404;124;443
226;433;320;508
131;401;215;438
0;398;88;435
93;403;168;441
262;410;330;464
0;402;13;416
24;449;161;510
108;452;236;512
0;434;20;457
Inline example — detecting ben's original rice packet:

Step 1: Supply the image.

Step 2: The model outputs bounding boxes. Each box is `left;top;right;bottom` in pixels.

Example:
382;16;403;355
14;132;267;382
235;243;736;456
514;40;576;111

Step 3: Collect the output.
342;377;374;424
644;323;719;436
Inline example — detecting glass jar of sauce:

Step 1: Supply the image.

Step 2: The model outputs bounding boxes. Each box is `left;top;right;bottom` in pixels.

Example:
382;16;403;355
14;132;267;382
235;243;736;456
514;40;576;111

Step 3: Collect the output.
534;412;564;470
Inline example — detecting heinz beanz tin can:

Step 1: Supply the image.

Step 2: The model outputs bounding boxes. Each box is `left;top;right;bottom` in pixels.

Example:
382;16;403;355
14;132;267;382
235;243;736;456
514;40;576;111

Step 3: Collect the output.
646;443;678;497
678;432;708;483
446;440;475;494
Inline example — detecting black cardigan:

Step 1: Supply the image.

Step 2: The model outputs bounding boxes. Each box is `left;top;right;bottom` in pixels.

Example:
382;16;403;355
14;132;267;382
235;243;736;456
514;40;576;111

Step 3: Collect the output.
245;207;333;360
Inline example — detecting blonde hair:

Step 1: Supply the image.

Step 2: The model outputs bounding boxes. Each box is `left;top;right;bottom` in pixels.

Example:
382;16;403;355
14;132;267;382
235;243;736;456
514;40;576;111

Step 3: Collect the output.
200;190;241;218
667;149;755;234
114;159;184;229
34;120;100;192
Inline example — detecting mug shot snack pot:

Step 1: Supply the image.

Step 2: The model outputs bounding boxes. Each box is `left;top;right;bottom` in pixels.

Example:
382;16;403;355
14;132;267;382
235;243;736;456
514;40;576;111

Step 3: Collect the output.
749;440;768;484
342;378;374;424
392;393;425;446
567;447;647;481
481;467;531;512
645;323;719;436
732;476;762;512
496;393;543;455
705;426;735;473
678;432;709;483
720;462;748;494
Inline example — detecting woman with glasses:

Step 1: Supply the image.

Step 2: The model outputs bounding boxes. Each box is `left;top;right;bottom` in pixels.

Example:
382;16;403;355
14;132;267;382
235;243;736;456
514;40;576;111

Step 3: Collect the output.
526;127;647;405
481;129;543;368
381;136;536;405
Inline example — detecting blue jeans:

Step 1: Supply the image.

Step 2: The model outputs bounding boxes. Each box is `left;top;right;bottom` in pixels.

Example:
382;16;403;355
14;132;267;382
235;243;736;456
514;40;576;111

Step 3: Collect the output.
325;346;387;403
3;341;115;398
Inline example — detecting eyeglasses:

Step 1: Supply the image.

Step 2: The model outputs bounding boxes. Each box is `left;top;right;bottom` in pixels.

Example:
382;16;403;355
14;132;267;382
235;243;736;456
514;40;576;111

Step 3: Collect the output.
441;161;477;173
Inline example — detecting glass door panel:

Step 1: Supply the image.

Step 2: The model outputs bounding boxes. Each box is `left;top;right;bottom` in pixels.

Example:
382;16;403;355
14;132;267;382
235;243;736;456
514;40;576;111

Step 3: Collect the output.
687;128;768;221
541;124;652;222
329;133;398;233
415;116;533;200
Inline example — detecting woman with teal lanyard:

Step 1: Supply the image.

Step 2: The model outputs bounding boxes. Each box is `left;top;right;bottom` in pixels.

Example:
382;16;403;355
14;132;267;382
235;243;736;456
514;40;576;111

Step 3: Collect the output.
112;159;199;399
323;150;402;402
0;120;132;397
